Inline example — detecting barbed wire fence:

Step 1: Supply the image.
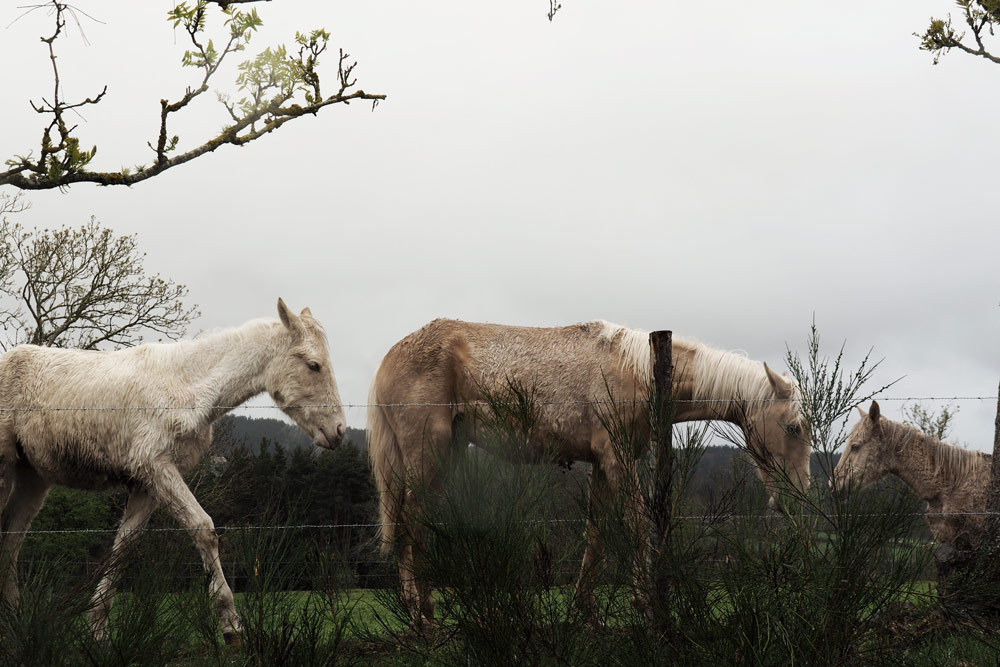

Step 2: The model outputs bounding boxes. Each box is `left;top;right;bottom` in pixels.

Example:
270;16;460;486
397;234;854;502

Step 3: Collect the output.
3;392;998;590
0;395;995;413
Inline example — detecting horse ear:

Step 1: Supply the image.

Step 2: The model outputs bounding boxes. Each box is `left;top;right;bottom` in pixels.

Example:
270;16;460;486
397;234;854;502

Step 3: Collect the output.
277;298;293;328
856;405;868;418
300;307;313;318
764;362;793;399
869;400;881;431
277;298;304;339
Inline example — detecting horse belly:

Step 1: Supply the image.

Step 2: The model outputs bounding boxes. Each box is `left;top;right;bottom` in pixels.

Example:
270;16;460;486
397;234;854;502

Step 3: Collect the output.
24;442;135;490
16;420;138;491
466;411;595;465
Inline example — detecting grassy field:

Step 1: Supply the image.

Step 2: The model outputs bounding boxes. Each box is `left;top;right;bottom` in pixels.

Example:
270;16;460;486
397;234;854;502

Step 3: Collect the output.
1;575;999;667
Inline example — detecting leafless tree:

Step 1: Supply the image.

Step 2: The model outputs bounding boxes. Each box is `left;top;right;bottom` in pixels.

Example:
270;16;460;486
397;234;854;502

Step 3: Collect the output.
0;216;198;350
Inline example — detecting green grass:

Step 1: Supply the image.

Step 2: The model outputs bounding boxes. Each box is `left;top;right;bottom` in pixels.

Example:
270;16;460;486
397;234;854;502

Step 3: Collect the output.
4;583;999;666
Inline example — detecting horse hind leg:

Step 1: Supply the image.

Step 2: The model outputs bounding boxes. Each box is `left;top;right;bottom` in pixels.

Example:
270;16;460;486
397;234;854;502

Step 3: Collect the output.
88;487;157;640
396;412;455;626
0;461;51;607
574;464;609;618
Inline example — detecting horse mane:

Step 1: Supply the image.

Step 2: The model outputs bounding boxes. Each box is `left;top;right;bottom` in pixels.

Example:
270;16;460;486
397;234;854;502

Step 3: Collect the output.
883;419;986;486
686;339;803;419
593;323;802;417
595;321;652;386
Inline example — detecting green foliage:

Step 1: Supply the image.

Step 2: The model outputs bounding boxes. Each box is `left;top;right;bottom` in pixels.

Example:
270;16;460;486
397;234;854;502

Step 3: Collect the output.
919;0;1000;65
901;402;958;442
234;27;332;117
19;488;118;569
2;1;382;190
169;1;261;70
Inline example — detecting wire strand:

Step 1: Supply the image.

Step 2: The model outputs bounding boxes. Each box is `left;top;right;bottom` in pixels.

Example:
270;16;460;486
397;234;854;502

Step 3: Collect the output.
9;511;1000;536
0;395;995;413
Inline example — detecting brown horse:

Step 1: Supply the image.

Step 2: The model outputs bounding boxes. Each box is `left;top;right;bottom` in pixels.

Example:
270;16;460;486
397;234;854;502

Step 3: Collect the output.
367;319;810;622
834;400;990;546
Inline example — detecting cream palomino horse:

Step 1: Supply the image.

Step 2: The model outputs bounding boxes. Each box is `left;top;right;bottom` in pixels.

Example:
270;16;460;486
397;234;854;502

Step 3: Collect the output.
0;299;347;644
368;319;810;623
834;400;990;546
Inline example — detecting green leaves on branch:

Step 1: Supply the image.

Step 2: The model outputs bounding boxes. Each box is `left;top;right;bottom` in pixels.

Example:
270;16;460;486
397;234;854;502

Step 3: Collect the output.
234;29;331;118
919;0;1000;65
169;1;261;69
1;0;384;190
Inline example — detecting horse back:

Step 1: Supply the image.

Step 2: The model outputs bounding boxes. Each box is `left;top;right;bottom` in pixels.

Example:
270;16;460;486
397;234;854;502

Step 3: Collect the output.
378;319;643;399
0;344;200;489
374;319;649;457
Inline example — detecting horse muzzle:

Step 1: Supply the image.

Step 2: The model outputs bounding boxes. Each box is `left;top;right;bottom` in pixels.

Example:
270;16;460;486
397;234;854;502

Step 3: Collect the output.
314;422;346;450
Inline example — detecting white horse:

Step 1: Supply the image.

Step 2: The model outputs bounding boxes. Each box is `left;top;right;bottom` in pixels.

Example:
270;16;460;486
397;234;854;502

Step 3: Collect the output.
0;299;346;644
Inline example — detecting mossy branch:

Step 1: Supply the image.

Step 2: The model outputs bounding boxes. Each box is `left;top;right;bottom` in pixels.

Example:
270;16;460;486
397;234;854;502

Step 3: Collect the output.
2;1;385;190
919;1;1000;65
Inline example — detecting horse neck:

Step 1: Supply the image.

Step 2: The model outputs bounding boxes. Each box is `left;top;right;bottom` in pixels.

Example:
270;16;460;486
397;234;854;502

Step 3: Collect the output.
179;320;285;418
883;421;959;503
672;344;707;422
670;340;758;427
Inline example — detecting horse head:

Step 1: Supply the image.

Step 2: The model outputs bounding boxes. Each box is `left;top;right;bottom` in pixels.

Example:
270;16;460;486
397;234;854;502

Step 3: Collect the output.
833;400;889;493
750;364;812;511
265;298;347;449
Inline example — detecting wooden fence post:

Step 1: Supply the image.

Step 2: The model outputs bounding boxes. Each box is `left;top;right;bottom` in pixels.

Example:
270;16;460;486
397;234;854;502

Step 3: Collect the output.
649;330;674;628
985;380;1000;554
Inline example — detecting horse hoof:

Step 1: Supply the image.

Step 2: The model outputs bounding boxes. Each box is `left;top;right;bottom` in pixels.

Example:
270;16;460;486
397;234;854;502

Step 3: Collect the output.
223;631;243;647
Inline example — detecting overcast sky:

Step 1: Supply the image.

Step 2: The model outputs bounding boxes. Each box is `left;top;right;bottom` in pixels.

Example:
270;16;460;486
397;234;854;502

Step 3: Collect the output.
1;0;997;449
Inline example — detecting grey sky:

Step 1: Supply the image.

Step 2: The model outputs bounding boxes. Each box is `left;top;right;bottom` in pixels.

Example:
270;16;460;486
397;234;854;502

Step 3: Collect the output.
2;1;997;448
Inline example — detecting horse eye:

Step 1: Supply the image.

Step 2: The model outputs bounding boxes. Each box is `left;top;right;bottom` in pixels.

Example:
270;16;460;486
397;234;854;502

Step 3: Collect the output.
784;423;801;436
306;360;321;372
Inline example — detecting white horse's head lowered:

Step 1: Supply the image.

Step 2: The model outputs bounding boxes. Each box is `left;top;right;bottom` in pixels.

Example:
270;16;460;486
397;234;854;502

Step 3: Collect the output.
833;400;887;492
266;298;347;449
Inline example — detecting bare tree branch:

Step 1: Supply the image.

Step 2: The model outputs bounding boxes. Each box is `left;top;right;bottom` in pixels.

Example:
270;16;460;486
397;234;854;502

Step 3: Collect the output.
548;0;562;22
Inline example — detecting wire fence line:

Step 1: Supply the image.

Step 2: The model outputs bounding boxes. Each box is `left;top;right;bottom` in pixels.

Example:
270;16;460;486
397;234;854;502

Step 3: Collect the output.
10;511;1000;537
0;395;995;414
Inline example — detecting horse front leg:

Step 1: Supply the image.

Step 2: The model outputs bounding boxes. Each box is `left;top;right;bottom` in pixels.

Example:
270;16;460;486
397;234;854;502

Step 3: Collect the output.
89;487;157;640
149;463;242;645
577;456;651;622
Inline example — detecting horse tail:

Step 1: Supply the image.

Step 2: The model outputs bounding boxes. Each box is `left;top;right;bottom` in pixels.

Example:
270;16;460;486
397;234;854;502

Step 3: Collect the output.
367;373;403;554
